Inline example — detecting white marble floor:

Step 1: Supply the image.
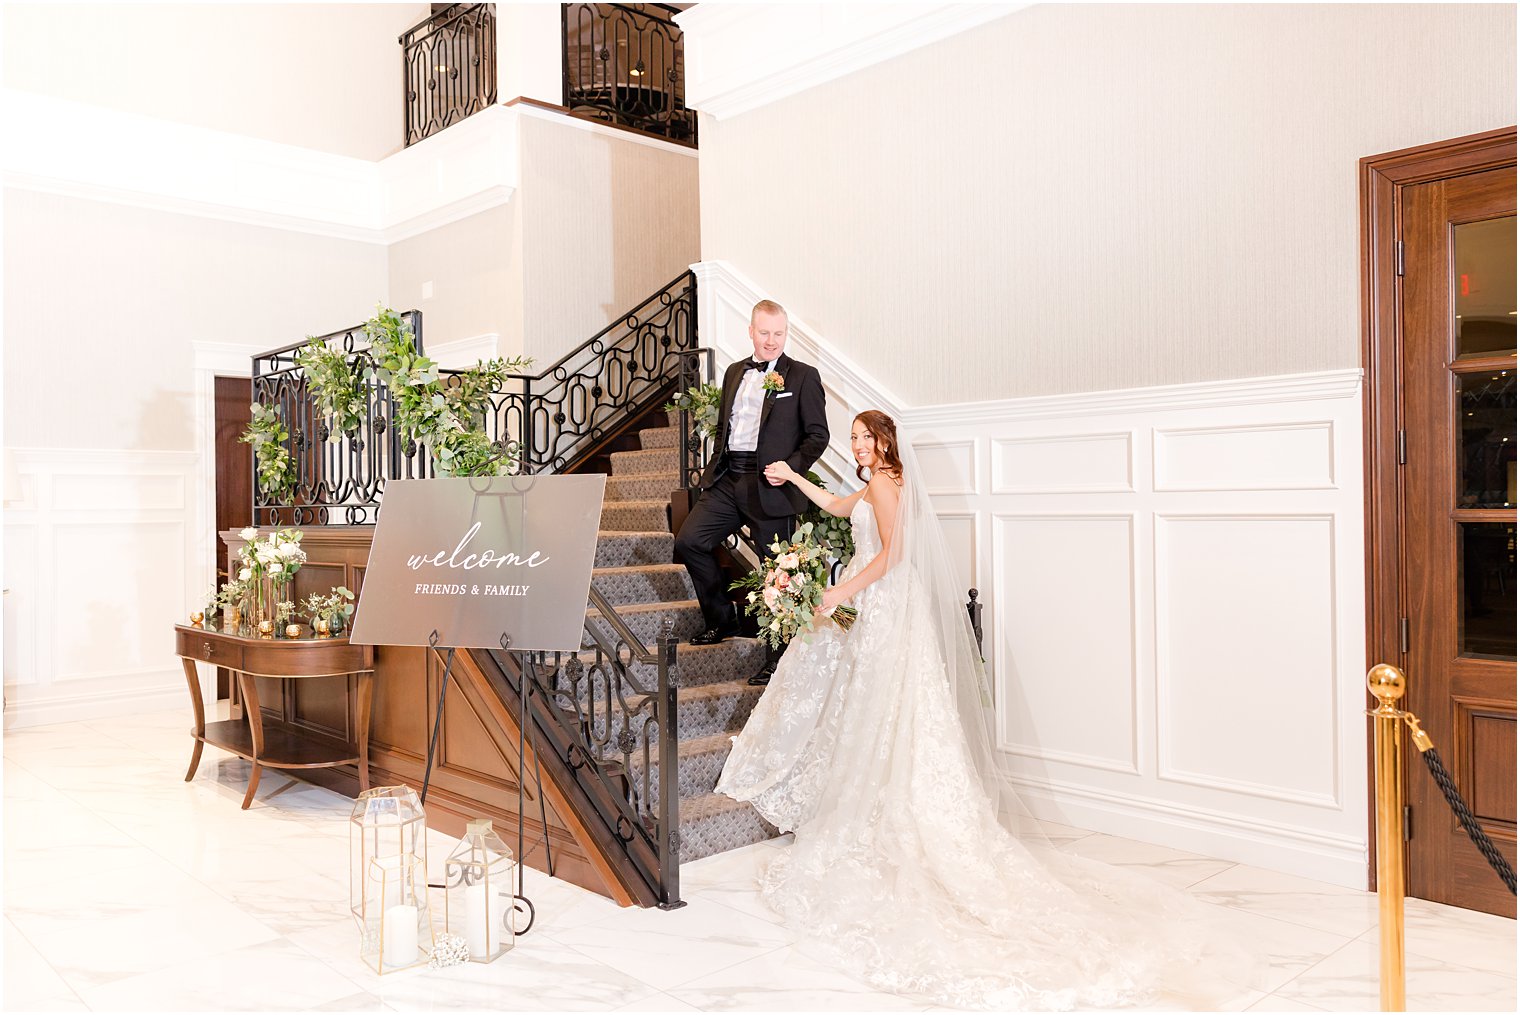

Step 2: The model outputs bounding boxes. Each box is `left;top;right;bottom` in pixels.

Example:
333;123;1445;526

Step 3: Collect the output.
3;707;1514;1012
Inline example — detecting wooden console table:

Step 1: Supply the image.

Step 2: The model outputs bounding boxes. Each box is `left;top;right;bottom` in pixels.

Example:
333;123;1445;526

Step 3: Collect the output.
174;625;375;809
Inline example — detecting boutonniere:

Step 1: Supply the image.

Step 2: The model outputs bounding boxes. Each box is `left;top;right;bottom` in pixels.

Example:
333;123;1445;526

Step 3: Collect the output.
762;371;785;393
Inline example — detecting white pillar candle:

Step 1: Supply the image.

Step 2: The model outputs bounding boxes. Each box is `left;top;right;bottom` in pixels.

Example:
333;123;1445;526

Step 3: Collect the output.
383;904;418;968
464;882;491;960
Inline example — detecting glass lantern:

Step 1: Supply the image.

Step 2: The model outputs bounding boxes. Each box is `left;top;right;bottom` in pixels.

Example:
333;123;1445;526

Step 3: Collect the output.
443;819;518;963
349;786;433;972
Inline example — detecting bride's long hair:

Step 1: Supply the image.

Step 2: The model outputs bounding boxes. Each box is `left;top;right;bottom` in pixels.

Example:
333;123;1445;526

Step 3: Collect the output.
853;410;903;483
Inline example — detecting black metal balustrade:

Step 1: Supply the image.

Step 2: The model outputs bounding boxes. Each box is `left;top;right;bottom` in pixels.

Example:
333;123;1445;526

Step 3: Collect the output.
501;592;684;908
562;3;696;146
251;312;425;527
250;271;698;525
403;3;498;147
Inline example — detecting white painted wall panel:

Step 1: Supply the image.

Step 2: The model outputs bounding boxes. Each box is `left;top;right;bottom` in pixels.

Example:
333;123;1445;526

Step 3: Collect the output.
995;513;1138;775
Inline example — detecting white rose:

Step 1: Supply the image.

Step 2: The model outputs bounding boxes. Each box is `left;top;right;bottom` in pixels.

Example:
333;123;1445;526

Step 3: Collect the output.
239;526;258;542
278;543;301;558
238;568;251;582
770;620;780;631
778;552;800;570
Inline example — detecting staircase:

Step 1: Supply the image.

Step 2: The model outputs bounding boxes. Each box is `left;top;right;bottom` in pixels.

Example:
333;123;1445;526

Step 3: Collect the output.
584;409;780;863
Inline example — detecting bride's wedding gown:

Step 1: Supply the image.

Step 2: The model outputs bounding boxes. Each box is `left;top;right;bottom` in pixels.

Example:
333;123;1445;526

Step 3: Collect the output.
716;495;1247;1011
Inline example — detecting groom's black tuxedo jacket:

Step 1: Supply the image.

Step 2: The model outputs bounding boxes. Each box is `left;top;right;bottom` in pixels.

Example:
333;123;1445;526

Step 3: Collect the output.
699;352;830;519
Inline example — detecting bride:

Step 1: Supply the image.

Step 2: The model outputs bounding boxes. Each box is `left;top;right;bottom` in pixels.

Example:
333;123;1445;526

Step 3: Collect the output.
716;410;1249;1011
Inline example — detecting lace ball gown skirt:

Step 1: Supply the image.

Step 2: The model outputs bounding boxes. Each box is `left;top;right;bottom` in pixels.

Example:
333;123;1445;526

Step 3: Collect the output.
717;523;1252;1009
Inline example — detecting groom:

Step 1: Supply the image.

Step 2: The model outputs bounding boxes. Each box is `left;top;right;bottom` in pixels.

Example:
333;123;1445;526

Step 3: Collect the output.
674;299;829;682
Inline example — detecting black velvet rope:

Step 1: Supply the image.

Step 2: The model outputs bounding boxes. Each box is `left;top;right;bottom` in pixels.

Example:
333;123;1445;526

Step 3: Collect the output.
1418;746;1516;895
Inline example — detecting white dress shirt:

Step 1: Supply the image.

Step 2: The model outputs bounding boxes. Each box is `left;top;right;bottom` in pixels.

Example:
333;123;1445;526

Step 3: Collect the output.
726;358;775;452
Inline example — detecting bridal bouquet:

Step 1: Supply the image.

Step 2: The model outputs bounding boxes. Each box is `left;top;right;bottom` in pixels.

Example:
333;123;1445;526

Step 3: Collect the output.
735;534;858;649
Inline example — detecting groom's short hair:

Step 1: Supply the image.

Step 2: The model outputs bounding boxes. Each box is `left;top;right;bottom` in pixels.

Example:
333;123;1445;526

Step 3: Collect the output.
751;299;787;322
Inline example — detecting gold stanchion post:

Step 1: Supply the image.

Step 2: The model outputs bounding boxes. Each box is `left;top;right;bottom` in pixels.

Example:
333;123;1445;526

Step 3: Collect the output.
1367;663;1408;1012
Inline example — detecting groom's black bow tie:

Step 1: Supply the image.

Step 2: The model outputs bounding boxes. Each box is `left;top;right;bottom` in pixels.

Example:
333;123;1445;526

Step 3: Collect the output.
746;359;769;372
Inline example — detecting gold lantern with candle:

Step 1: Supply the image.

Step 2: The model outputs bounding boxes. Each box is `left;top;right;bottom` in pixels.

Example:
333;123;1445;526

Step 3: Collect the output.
442;819;517;963
349;785;433;973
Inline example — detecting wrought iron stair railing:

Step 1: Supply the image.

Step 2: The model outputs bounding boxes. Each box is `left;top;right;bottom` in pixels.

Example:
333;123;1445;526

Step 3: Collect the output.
248;271;699;907
251;270;697;526
562;3;697;146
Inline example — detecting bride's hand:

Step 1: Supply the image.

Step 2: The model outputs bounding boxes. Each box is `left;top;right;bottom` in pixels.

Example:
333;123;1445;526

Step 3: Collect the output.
764;461;796;486
815;585;847;617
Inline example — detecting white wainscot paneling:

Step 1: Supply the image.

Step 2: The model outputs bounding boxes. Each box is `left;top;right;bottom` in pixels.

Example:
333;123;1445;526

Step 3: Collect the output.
935;511;978;595
915;439;978;495
994;513;1137;774
992;432;1133;494
1155;514;1339;807
1154;422;1335;492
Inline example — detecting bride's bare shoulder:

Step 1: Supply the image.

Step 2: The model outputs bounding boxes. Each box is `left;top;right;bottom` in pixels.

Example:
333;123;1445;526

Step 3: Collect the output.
865;470;903;507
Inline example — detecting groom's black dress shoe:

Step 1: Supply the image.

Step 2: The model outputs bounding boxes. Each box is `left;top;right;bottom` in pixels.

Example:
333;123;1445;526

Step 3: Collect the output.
747;658;777;687
689;623;739;646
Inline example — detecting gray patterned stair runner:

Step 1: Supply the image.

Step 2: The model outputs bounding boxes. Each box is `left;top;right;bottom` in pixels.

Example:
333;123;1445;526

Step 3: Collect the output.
581;414;779;863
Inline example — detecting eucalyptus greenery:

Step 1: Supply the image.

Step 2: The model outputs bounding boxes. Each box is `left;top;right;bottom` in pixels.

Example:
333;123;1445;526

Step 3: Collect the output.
240;402;295;501
797;470;855;565
665;382;723;441
294;337;367;440
364;306;533;476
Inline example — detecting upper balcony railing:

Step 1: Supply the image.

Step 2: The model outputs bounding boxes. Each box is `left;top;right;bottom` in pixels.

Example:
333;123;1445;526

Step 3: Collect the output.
562;3;697;147
402;3;498;147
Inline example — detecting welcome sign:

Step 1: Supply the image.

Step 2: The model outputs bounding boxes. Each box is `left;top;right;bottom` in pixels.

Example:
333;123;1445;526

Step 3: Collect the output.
348;474;607;651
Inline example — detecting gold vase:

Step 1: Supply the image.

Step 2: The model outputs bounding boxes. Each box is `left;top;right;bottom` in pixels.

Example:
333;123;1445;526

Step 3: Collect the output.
314;617;331;637
224;605;242;632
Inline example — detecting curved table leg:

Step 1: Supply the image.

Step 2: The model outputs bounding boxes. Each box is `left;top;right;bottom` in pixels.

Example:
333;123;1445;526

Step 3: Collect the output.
182;657;206;782
355;672;374;793
238;671;264;810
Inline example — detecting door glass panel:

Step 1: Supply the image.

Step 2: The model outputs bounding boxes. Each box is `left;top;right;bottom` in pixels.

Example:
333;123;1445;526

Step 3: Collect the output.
1454;216;1517;358
1458;371;1517;508
1459;521;1517;659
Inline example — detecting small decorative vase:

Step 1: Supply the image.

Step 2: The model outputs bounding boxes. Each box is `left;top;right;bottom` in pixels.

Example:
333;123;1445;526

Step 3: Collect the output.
258;619;275;638
285;623;303;639
314;617;332;637
190;611;204;627
224;605;242;632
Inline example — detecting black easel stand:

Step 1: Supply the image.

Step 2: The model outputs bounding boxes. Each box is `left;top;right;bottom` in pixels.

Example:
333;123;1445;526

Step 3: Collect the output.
417;628;555;937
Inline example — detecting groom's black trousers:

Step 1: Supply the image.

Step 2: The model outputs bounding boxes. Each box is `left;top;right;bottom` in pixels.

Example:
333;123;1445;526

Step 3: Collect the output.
675;468;795;631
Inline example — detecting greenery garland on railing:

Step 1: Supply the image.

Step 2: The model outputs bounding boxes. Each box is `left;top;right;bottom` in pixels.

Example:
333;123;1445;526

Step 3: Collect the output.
294;338;367;440
240;402;295;501
363;306;532;476
241;305;536;500
665;381;722;441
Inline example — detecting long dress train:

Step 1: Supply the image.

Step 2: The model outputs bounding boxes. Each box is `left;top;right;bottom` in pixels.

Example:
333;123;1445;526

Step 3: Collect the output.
716;495;1251;1011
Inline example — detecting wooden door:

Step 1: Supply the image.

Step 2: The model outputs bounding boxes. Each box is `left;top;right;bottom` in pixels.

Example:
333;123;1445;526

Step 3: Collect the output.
214;376;253;699
1401;165;1517;917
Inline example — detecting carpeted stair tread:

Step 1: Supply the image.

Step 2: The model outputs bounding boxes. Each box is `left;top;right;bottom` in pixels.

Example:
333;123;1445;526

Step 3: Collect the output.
638;426;680;450
600;500;669;531
676;792;779;863
584;599;704;646
574;636;765;690
591;563;696;605
610;448;679;474
593;531;675;568
626;731;736;806
605;474;682;502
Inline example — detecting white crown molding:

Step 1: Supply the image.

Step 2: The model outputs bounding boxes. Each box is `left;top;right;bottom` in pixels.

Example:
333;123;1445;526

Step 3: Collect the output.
675;3;1030;120
901;369;1365;428
1;89;519;243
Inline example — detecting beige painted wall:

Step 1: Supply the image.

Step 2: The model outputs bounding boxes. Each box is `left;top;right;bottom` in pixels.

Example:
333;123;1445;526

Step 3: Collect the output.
698;3;1517;404
519;115;701;364
387;203;519;357
2;3;427;161
3;189;388;452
